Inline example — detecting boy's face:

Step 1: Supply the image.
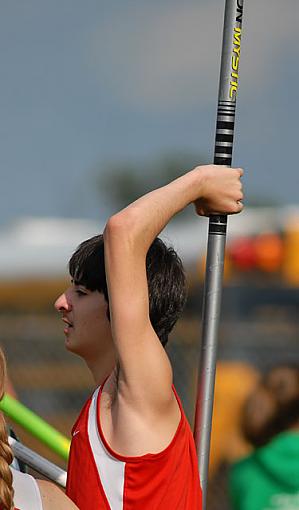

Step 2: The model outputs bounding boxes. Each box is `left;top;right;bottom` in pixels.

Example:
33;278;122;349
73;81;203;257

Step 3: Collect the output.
55;282;112;361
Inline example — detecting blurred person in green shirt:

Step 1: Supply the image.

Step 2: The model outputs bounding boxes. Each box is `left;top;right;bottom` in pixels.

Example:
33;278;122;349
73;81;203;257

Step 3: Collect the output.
229;365;299;510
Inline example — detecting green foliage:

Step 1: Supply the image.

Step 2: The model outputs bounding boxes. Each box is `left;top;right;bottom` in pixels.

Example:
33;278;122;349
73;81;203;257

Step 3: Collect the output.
98;153;209;218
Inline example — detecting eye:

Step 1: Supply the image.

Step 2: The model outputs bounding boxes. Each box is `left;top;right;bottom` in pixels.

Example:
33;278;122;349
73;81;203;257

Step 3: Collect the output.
75;289;87;297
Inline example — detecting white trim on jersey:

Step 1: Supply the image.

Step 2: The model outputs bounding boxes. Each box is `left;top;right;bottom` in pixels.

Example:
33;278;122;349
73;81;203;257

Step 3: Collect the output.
88;387;126;510
11;467;43;510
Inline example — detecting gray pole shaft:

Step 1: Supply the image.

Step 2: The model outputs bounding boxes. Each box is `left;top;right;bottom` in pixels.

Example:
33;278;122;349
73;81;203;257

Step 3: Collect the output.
9;436;67;488
195;230;226;505
193;1;244;508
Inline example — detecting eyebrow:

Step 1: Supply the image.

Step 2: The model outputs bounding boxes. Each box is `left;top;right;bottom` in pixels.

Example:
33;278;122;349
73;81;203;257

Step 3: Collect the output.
73;280;88;288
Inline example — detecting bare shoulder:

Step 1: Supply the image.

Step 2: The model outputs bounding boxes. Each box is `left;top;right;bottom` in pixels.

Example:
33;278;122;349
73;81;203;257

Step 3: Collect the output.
37;480;79;510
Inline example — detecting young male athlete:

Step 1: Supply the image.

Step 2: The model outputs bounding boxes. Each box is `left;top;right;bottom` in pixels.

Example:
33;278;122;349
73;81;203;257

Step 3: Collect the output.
55;164;244;509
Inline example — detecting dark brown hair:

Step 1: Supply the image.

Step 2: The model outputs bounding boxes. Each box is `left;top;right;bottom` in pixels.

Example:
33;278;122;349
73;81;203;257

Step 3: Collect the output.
241;365;299;448
69;235;187;347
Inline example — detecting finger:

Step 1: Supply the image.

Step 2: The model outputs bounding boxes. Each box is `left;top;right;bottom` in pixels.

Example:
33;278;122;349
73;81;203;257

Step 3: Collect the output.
226;199;243;215
237;167;244;177
235;200;244;213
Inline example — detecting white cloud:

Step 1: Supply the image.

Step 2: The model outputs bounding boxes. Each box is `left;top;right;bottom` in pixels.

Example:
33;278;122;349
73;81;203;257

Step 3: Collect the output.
90;0;299;112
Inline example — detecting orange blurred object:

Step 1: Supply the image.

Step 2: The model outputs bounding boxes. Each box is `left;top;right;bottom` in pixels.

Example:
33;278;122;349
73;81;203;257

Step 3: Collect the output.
209;362;259;476
254;232;283;272
228;233;284;273
282;217;299;286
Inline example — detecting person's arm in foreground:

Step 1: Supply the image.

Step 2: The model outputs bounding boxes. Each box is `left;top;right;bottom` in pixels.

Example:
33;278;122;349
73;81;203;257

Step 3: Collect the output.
103;164;243;454
37;480;79;510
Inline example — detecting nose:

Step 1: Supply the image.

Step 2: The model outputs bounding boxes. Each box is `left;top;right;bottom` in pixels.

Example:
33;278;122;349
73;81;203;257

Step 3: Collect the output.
54;290;72;312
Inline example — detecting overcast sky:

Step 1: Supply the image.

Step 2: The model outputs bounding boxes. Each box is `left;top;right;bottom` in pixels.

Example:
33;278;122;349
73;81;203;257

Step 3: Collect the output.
1;0;298;226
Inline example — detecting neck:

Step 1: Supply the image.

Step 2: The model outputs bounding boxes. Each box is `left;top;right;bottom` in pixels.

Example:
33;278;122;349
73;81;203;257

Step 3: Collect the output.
85;350;116;387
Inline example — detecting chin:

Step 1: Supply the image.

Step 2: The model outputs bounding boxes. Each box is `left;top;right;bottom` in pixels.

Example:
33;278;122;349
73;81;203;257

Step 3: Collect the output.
65;337;82;356
65;340;91;362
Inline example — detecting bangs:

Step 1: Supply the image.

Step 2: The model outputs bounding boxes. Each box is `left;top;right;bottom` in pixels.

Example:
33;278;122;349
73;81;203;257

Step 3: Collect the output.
69;235;108;299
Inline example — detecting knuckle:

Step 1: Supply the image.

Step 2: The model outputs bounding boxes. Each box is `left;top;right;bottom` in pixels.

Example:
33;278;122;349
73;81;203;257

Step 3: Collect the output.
232;202;241;213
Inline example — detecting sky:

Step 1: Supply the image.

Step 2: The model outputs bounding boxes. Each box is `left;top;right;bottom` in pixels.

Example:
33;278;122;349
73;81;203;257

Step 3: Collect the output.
1;0;298;226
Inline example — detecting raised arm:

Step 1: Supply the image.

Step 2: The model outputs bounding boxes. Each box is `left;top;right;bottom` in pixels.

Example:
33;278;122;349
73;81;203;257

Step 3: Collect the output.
103;165;243;416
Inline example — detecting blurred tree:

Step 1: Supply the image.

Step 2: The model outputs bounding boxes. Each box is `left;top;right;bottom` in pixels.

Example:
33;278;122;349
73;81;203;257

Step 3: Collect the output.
97;153;209;220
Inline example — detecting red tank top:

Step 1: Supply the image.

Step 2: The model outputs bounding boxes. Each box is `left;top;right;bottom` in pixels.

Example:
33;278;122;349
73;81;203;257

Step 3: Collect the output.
66;385;202;509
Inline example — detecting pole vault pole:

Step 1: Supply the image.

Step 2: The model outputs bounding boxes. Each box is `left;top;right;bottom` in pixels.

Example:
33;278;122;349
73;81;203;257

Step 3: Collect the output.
193;1;244;508
9;436;67;488
0;393;70;461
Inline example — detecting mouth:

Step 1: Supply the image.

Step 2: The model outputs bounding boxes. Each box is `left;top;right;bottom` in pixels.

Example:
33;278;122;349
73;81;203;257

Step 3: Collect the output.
62;318;73;334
